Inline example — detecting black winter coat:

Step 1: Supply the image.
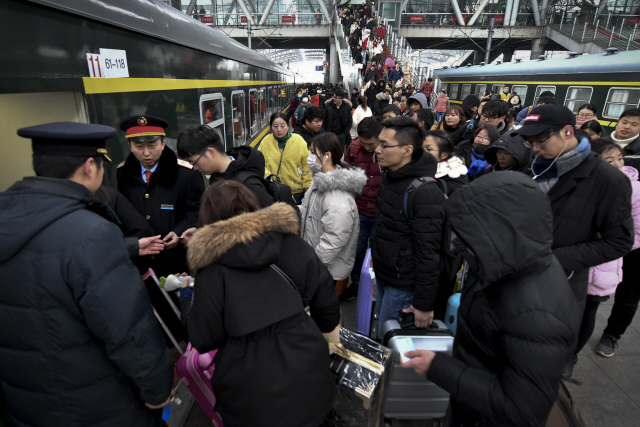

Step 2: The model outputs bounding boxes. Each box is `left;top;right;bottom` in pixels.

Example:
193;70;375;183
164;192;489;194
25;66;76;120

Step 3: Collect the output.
210;145;273;208
117;147;204;275
429;172;581;427
364;84;378;109
293;121;324;145
372;150;446;311
532;151;634;304
323;99;353;136
186;203;340;427
0;178;173;427
485;135;533;174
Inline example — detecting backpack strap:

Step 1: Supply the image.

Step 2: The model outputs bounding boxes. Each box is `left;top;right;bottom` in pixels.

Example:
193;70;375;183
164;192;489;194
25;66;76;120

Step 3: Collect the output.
270;264;304;307
403;177;443;221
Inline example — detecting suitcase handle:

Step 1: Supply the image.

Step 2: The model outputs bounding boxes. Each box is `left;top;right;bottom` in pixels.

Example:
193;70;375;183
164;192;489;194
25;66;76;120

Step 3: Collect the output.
398;311;441;330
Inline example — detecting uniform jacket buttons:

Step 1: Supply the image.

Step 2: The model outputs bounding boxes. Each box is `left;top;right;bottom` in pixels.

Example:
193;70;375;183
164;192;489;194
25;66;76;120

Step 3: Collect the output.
145;194;149;199
146;215;151;220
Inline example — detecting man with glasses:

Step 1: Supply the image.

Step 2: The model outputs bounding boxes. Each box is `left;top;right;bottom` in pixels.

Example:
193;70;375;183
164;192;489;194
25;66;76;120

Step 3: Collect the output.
177;124;273;208
118;115;204;277
371;116;446;338
453;99;509;146
513;104;633;377
323;89;353;153
341;117;384;301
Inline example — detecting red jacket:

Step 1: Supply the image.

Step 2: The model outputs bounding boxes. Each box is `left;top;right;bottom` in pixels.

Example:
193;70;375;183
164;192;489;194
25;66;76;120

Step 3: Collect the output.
344;138;381;217
421;82;434;97
310;95;320;107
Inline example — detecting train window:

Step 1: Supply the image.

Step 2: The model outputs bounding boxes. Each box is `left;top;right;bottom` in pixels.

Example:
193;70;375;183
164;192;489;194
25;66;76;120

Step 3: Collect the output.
199;93;225;142
492;84;504;95
451;84;460;100
230;91;246;147
603;88;640;119
460;84;472;100
267;86;273;115
564;86;593;113
249;89;259;137
533;86;556;105
259;88;267;127
512;85;528;100
474;84;486;97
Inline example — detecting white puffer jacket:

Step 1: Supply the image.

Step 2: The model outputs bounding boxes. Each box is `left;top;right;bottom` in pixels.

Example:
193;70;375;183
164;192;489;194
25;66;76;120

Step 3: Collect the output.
300;166;368;280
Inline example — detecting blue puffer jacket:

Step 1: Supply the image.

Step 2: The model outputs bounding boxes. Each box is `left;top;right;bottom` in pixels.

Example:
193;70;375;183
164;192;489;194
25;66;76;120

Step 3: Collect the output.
0;177;173;427
388;67;404;81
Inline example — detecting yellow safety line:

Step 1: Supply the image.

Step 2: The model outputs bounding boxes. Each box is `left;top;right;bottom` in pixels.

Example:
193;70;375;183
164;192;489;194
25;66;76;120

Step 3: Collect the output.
440;80;640;86
83;77;294;94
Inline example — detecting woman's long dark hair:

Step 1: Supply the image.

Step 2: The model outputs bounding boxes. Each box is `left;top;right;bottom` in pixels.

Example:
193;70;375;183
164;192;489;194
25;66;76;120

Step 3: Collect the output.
309;132;351;169
269;112;288;127
357;95;368;110
199;180;260;226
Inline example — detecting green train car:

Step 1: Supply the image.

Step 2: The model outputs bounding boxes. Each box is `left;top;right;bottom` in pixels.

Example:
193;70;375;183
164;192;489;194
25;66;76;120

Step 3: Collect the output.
434;50;640;132
0;0;295;190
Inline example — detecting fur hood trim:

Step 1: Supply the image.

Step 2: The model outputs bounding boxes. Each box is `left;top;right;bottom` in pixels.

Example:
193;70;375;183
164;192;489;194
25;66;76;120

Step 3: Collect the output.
325;98;353;107
187;203;299;274
312;166;367;194
435;156;468;179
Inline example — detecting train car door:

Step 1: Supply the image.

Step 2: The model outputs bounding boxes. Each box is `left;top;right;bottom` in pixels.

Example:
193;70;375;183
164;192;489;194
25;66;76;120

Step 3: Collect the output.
199;93;227;148
249;89;259;137
230;90;247;146
259;87;267;127
0;91;89;191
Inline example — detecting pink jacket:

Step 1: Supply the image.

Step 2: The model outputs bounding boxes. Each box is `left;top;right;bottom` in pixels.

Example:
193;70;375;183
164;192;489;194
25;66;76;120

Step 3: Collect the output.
588;166;640;296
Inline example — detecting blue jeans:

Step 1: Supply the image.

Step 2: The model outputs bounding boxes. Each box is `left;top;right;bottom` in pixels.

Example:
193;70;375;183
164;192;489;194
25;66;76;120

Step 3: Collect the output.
350;213;376;284
436;111;445;123
375;280;414;339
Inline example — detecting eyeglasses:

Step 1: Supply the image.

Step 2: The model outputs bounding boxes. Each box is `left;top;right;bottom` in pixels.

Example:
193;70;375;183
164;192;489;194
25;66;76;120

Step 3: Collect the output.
376;142;406;149
523;133;554;149
481;114;500;121
577;113;595;119
475;135;492;142
190;149;208;167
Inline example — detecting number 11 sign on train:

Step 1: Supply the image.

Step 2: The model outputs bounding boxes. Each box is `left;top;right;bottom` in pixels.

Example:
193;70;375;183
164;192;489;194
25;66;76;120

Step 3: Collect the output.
86;48;130;79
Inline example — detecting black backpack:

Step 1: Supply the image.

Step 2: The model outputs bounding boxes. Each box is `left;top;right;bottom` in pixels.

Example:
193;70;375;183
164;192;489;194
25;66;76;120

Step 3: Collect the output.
402;177;462;319
235;168;297;208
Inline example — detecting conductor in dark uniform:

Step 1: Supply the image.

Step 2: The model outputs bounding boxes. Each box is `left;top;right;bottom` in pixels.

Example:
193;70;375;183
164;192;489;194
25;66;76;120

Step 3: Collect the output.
117;115;205;277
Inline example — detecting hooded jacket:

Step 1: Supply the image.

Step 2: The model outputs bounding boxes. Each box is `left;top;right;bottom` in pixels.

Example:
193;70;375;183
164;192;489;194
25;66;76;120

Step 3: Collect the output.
407;92;429;110
293;120;325;145
323;98;353;136
364;82;379;109
372;149;446;311
374;92;392;116
428;172;581;427
344;137;382;217
258;132;312;194
186;203;339;427
460;94;481;120
211;145;273;208
300;167;368;280
485;135;533;173
588;165;640;296
0;178;173;427
293;100;314;121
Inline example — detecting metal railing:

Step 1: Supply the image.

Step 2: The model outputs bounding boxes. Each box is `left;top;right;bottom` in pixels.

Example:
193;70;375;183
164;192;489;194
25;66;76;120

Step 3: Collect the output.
398;12;537;27
199;12;329;26
335;11;362;93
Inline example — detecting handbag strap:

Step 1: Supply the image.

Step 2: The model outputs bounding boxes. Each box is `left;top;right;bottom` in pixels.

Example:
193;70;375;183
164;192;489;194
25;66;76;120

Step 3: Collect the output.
276;149;285;176
270;264;303;306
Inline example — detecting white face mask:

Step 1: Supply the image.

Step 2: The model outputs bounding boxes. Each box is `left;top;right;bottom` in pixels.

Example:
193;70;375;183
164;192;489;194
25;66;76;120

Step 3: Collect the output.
302;97;309;103
307;153;322;174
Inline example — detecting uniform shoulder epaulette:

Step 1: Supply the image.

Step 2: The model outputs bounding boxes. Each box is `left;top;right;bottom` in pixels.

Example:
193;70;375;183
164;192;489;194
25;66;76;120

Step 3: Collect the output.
117;161;126;168
177;158;193;169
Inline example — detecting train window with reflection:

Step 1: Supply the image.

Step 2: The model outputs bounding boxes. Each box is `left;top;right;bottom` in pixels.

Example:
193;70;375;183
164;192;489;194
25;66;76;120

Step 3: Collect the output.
512;85;528;101
199;93;225;142
267;86;273;115
533;86;556;105
451;84;459;100
460;84;472;100
564;87;593;113
603;88;640;119
259;88;267;127
249;89;258;137
492;84;504;95
230;91;246;147
474;84;486;98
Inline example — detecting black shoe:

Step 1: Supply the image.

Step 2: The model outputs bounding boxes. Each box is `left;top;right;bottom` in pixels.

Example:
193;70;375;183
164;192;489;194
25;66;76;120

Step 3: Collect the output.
562;355;578;378
595;333;618;357
340;282;359;301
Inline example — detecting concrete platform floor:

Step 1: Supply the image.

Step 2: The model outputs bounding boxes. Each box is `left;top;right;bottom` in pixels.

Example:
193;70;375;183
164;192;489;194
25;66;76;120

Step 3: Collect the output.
173;296;640;427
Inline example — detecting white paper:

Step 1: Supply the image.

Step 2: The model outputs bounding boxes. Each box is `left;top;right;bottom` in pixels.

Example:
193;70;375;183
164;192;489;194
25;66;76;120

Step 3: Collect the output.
395;337;416;363
99;48;129;78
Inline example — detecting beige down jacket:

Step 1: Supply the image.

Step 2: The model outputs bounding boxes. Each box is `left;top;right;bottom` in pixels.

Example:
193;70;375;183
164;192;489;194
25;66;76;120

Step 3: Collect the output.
300;166;367;280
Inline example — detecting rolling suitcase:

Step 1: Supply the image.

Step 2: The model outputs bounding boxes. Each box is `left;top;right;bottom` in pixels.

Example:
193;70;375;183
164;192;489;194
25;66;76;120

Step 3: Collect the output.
176;344;224;427
355;249;378;339
444;261;468;336
381;315;454;421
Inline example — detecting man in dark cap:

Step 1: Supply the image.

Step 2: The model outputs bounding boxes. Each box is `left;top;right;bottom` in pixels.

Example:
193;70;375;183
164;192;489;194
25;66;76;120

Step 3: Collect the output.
117;115;205;276
0;122;174;427
513;104;634;377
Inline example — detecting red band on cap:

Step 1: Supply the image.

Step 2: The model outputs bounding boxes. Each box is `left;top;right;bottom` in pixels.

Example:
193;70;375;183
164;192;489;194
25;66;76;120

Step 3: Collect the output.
126;126;165;136
524;115;541;122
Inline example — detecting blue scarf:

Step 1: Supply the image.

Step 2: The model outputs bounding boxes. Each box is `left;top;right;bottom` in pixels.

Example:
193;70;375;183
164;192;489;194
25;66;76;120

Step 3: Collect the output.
532;137;591;192
468;149;489;177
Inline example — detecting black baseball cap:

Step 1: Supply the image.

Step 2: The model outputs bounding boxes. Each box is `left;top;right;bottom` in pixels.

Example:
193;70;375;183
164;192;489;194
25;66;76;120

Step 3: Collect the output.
512;104;576;137
17;122;115;163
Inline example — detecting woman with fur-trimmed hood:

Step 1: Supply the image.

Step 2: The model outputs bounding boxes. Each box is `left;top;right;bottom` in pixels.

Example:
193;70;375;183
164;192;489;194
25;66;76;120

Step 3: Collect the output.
301;133;368;283
185;181;340;427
